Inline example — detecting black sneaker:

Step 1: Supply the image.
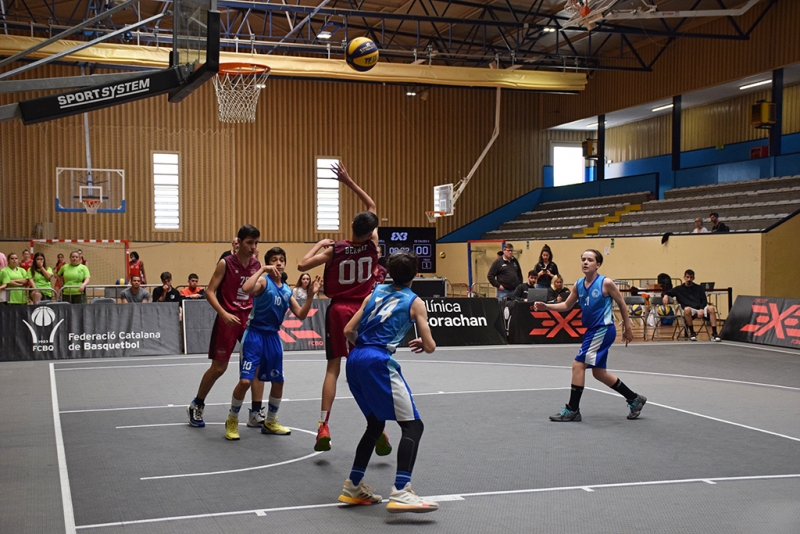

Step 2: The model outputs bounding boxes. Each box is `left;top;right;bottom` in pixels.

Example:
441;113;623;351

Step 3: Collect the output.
549;405;581;422
627;395;647;420
188;402;205;427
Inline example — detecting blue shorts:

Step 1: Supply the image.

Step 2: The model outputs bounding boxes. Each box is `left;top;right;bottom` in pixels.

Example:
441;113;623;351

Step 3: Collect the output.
346;346;419;422
240;328;284;383
575;324;616;369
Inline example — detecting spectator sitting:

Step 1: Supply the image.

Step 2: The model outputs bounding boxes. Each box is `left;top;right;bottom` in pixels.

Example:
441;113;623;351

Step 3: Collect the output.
709;212;730;233
152;271;181;303
293;273;311;300
0;253;29;305
180;273;206;299
513;270;539;301
128;251;147;284
662;269;721;342
487;242;523;301
692;218;709;233
120;275;151;303
547;275;571;303
20;249;33;270
27;252;54;304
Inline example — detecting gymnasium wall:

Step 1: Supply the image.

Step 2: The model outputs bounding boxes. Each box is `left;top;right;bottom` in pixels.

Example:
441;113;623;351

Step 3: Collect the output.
761;215;800;300
540;0;800;130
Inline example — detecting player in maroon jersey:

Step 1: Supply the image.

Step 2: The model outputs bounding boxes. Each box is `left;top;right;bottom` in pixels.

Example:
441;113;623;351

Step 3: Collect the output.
298;163;391;455
188;224;264;428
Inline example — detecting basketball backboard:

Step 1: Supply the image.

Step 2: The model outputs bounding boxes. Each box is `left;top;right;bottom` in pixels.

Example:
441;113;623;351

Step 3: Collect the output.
433;184;454;216
55;168;125;214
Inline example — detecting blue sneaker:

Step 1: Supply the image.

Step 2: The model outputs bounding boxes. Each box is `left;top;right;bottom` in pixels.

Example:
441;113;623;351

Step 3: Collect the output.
549;405;581;422
187;402;205;427
627;395;647;420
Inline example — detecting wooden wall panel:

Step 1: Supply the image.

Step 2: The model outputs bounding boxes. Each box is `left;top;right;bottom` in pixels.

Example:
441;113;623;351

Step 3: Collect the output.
606;114;671;163
783;83;800;135
681;89;770;151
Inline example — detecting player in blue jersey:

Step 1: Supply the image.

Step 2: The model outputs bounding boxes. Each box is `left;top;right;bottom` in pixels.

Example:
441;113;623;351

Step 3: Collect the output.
336;250;439;514
224;247;321;441
534;249;647;422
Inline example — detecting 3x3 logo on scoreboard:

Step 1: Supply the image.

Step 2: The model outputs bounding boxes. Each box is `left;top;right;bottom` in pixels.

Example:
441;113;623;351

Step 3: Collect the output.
721;296;800;349
378;227;436;273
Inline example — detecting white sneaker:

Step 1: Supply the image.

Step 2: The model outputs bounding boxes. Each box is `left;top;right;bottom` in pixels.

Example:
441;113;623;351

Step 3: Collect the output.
713;335;721;342
247;407;266;427
338;479;382;505
689;335;697;341
386;483;439;513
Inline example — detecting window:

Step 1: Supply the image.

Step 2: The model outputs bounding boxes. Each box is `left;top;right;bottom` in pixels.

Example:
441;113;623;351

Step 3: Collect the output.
316;157;340;231
153;153;180;230
552;143;585;187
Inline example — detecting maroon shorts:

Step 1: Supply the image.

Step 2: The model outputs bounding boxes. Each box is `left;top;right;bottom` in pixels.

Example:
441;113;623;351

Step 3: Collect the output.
325;300;362;361
208;310;250;361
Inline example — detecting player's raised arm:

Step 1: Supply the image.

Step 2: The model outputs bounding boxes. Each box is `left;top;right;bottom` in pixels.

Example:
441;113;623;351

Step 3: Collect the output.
409;298;436;353
242;265;272;296
289;276;322;320
298;239;335;272
343;294;372;346
332;162;376;214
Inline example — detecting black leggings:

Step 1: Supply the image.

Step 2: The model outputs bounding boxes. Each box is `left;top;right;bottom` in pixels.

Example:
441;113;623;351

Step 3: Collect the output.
352;414;424;475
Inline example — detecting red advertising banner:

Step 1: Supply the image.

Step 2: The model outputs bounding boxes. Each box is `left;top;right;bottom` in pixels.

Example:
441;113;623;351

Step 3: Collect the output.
507;301;585;344
720;296;800;349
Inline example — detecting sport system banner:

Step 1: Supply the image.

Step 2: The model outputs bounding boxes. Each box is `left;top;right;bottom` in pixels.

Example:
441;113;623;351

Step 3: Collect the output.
182;299;329;354
720;296;800;349
0;303;181;361
506;301;585;344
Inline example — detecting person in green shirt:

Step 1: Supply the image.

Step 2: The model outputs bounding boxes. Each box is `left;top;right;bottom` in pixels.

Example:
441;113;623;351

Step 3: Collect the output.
58;251;91;304
27;252;54;304
0;253;30;305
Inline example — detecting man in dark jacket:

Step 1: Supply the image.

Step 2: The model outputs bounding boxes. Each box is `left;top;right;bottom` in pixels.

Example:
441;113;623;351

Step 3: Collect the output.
709;212;730;233
662;269;720;342
487;243;522;301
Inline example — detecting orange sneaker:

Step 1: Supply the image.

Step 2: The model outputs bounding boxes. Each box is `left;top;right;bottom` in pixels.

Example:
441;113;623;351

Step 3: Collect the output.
314;421;331;451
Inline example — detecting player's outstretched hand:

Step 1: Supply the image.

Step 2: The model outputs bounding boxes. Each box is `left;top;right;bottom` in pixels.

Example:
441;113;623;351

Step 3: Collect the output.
533;301;547;311
409;338;425;353
310;275;323;295
331;162;353;184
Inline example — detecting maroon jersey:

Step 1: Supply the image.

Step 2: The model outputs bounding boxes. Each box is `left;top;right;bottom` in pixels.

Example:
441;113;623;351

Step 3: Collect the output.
324;240;378;302
217;254;261;313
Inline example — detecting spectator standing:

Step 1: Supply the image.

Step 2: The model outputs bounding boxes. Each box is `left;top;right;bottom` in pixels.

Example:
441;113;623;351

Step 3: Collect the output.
27;252;54;304
534;244;559;289
20;249;33;270
128;251;147;284
662;269;721;342
709;212;730;233
180;273;205;299
0;253;29;304
78;249;87;265
120;275;150;303
53;254;66;294
58;251;91;304
292;273;311;300
487;243;522;301
547;275;571;303
512;270;538;301
152;272;181;303
0;253;7;304
692;218;709;233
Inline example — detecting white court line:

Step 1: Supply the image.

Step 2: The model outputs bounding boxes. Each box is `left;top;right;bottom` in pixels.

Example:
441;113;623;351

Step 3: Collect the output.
75;473;800;530
50;363;76;534
586;387;800;442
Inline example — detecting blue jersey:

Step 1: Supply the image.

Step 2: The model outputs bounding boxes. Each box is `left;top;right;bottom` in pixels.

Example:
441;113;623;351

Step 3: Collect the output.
575;275;614;329
355;284;417;353
246;275;293;333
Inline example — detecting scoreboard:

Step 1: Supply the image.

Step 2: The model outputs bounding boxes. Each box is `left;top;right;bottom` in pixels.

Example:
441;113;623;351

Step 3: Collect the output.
378;227;436;273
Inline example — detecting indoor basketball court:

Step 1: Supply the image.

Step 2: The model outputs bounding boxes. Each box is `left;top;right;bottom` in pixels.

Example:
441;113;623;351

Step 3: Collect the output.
2;1;800;533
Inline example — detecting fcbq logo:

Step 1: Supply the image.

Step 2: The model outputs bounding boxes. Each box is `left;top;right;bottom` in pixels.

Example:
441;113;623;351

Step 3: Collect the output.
740;299;800;344
22;306;65;352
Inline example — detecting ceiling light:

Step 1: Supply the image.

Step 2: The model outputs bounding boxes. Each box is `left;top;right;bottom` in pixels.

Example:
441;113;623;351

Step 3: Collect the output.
542;27;556;33
652;104;673;112
406;91;416;97
318;31;332;40
739;79;771;90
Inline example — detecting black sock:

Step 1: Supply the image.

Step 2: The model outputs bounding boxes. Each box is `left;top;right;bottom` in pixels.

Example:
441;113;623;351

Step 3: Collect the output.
611;379;637;402
712;327;718;336
193;397;205;408
567;385;584;412
251;401;263;412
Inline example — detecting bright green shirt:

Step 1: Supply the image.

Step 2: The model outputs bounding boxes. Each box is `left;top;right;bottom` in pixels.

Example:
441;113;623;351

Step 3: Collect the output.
0;266;28;304
27;266;54;297
58;263;91;295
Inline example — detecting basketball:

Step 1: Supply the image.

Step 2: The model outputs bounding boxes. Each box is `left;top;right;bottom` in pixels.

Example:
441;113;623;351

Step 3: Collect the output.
345;37;379;72
630;304;644;317
116;278;126;285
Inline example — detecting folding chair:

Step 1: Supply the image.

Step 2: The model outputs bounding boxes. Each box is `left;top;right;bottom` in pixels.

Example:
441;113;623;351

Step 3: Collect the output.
648;297;679;340
90;297;117;304
674;304;712;341
623;296;647;340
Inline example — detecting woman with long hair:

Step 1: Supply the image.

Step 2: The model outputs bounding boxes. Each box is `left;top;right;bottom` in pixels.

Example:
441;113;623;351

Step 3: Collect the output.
293;273;311;300
27;252;54;304
534;244;559;290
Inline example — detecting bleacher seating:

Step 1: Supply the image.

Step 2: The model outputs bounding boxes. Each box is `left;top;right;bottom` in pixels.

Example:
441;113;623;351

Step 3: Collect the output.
483;192;651;240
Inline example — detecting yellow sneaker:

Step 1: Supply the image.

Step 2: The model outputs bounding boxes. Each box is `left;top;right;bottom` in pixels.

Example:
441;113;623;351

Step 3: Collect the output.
261;419;291;435
225;414;240;441
338;479;382;505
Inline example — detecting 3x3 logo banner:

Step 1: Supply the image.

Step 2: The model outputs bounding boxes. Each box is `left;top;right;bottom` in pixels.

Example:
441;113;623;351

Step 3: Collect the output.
720;296;800;349
506;301;585;344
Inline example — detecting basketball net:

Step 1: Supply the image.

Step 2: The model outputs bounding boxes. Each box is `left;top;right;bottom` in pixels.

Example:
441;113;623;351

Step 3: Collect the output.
83;199;101;215
213;63;271;123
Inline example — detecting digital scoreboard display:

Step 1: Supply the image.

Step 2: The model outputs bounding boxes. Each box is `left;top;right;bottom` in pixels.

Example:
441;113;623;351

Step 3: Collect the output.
378;227;436;273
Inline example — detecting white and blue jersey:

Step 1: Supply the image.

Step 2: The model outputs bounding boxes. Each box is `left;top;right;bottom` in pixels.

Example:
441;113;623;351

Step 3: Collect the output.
346;284;420;422
574;275;616;369
240;276;293;383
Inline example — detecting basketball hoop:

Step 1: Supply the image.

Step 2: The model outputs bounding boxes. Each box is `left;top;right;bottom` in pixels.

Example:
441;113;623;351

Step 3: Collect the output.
425;211;446;223
212;63;271;123
82;199;102;214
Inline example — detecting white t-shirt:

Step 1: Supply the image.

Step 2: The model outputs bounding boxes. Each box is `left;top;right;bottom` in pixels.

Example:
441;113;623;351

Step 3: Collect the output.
692;227;709;233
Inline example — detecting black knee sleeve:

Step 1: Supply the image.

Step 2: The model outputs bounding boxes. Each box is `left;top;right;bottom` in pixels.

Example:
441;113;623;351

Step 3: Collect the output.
396;420;424;473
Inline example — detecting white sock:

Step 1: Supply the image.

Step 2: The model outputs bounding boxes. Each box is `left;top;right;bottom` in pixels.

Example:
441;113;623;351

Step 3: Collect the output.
320;410;329;423
230;396;243;418
267;396;281;423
